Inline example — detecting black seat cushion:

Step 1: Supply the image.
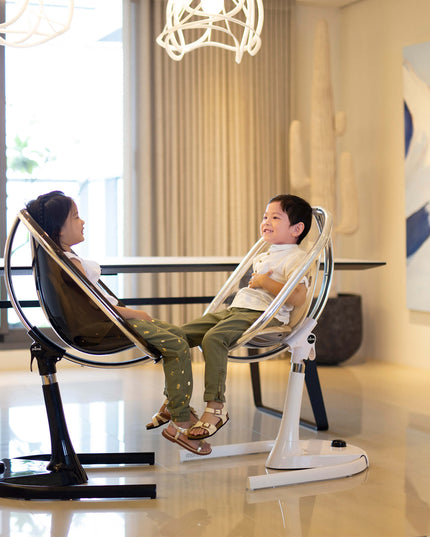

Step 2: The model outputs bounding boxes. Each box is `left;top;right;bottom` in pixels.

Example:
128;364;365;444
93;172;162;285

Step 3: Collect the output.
33;244;135;354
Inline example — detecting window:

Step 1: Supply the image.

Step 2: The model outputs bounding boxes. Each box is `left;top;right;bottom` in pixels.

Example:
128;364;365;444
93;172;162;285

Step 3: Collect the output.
1;1;126;336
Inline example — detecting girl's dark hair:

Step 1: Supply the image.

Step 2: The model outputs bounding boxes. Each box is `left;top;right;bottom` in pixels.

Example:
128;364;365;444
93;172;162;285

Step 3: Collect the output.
26;191;73;248
269;194;312;244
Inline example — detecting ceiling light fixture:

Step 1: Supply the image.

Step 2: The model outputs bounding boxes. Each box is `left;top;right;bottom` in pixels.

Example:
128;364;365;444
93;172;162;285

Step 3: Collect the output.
156;0;264;64
0;0;74;48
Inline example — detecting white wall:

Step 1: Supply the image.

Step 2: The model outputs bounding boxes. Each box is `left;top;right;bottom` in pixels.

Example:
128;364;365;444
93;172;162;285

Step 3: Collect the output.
296;0;430;368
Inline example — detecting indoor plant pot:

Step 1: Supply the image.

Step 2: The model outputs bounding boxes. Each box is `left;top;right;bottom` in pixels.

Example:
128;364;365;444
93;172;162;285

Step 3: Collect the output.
314;293;362;365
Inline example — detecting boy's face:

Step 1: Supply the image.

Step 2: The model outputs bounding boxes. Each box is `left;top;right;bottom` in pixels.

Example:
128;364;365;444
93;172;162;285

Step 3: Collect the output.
59;202;85;251
260;201;304;245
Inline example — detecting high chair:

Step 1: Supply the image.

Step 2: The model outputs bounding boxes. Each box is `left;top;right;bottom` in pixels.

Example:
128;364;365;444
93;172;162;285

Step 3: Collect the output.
179;207;369;490
1;209;160;500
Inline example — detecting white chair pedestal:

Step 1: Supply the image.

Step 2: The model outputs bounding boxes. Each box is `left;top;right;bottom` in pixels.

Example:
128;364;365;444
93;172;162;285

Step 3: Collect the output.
251;319;368;489
180;319;369;490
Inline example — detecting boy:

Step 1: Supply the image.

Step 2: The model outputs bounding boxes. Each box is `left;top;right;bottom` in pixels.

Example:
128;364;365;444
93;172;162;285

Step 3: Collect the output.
182;194;313;440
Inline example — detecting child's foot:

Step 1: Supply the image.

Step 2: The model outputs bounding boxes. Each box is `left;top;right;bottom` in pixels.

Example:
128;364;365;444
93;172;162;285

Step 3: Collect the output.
162;421;212;456
187;402;229;440
146;399;170;429
146;400;199;430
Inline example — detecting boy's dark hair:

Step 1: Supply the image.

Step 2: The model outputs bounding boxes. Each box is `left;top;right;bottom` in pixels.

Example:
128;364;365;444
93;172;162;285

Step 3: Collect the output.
269;194;312;244
26;191;73;249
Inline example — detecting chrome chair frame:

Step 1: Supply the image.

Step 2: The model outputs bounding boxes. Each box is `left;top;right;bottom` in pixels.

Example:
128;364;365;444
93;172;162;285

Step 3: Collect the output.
206;206;333;357
209;207;334;429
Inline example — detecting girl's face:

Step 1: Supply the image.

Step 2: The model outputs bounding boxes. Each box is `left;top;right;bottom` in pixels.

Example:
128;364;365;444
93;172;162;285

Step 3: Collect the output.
260;201;304;245
59;202;85;251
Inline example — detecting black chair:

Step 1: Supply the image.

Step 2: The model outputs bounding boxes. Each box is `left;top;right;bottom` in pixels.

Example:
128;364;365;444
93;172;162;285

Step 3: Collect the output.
1;210;161;500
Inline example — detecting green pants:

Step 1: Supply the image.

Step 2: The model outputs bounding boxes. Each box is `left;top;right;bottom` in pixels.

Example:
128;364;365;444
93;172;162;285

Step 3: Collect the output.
127;318;192;422
182;308;263;403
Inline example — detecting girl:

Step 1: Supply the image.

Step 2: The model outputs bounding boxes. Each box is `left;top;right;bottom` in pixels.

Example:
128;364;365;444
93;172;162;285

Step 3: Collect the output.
26;191;210;456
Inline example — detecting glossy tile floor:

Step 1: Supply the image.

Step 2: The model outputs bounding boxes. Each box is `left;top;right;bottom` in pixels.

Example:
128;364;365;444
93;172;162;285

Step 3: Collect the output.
0;353;429;537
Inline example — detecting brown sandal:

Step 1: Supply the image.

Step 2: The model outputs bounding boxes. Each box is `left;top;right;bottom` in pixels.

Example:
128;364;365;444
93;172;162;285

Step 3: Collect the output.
162;421;212;456
146;400;199;430
146;399;170;430
187;406;229;440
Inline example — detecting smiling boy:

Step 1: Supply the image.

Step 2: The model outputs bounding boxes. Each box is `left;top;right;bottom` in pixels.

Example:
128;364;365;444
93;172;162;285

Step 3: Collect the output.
149;194;313;443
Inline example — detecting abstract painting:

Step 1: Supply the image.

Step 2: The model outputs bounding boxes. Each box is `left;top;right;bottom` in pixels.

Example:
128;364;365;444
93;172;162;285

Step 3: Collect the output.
403;41;430;312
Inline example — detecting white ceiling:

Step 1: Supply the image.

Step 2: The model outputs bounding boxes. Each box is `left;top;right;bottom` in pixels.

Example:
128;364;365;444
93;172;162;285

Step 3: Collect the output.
296;0;359;7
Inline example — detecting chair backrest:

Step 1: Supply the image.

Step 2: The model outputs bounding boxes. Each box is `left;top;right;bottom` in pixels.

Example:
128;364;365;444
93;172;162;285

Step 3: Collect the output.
32;239;135;354
204;207;333;360
4;210;161;364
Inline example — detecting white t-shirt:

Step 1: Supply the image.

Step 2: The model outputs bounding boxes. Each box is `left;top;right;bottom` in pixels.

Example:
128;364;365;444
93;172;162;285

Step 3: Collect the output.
230;243;308;324
64;251;118;306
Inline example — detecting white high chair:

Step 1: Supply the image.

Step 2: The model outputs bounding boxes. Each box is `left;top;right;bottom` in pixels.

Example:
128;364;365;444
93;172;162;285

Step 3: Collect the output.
180;207;369;490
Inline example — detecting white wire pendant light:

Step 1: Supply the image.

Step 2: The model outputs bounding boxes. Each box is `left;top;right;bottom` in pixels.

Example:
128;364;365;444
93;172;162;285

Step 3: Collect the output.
0;0;74;48
156;0;264;64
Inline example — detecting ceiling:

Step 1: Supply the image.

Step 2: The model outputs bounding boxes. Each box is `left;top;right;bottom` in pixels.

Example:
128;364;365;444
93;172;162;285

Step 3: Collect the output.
296;0;360;7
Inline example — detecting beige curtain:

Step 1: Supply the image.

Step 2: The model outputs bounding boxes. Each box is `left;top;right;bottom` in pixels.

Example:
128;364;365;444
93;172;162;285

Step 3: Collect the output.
125;0;295;329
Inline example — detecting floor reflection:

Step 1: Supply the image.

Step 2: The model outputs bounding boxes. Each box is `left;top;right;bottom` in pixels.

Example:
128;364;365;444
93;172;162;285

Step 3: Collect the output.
0;358;429;536
247;471;368;537
0;500;145;537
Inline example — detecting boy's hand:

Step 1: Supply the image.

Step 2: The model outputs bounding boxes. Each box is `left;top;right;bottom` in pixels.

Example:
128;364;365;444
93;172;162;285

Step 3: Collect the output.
248;270;307;307
248;270;273;289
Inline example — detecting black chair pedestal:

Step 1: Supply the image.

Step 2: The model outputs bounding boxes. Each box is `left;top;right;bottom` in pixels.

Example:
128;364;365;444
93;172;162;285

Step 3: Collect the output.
0;342;156;500
32;342;88;485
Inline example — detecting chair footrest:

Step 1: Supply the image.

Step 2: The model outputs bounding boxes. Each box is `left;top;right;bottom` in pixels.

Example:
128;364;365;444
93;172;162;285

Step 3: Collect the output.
17;451;156;466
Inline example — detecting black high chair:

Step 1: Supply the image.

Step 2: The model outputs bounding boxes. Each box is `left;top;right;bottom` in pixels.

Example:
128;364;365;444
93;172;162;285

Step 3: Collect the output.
1;210;161;500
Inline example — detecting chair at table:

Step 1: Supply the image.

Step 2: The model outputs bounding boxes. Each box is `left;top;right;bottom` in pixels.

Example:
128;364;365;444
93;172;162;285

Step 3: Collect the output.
0;209;161;500
180;207;369;490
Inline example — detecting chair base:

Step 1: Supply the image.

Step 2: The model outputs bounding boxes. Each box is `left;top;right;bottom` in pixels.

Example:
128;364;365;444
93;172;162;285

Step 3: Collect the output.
0;453;156;500
179;439;367;491
0;344;157;500
249;440;368;490
265;438;367;469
